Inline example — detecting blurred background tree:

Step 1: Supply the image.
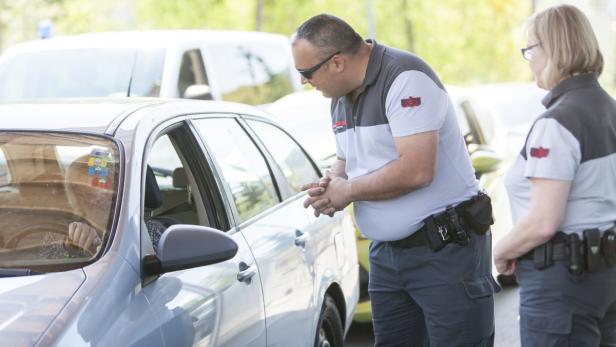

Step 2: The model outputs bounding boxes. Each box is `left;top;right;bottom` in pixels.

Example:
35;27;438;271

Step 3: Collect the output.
0;0;612;88
135;0;531;84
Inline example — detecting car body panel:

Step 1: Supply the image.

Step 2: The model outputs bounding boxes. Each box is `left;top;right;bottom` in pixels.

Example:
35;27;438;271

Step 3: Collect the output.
238;196;316;346
0;98;357;346
0;270;84;347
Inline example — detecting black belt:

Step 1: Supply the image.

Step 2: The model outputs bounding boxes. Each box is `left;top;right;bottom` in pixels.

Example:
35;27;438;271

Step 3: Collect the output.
386;226;432;248
384;192;493;251
519;228;616;274
386;208;469;249
520;242;567;261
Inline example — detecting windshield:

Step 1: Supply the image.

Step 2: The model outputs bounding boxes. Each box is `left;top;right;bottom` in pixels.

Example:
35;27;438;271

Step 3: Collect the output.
0;47;165;102
0;132;120;272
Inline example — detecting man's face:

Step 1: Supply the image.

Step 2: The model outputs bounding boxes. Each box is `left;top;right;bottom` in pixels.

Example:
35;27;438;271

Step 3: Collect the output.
292;39;341;98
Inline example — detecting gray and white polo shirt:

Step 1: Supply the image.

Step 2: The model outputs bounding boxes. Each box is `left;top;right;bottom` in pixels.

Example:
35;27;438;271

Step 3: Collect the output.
505;73;616;234
332;40;478;241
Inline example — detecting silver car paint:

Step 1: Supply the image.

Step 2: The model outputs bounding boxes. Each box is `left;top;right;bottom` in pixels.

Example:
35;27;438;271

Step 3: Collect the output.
0;270;84;347
0;99;358;346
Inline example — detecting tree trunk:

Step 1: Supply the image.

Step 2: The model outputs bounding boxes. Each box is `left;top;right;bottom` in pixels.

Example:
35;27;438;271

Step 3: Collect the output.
402;0;415;52
255;0;264;31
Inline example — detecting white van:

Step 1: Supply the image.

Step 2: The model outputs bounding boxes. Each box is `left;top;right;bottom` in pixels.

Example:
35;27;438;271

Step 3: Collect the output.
0;30;302;105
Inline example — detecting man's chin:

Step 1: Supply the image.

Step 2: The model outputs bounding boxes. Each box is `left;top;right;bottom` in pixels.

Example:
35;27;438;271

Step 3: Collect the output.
317;89;334;98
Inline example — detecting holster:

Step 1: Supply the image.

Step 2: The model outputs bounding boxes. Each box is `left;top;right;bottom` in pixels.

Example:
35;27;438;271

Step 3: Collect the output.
457;191;494;235
603;230;616;267
584;229;602;272
532;242;553;270
566;234;584;279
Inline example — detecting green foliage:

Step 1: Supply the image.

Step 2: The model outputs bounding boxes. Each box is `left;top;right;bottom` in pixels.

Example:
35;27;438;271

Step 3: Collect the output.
0;0;534;85
135;0;533;84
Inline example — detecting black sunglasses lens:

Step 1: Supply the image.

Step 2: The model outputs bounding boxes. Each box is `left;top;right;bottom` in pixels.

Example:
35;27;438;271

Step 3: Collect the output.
300;71;312;79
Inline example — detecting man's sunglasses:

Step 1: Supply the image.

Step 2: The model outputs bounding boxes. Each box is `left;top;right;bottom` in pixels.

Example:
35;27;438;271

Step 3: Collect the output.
297;51;340;79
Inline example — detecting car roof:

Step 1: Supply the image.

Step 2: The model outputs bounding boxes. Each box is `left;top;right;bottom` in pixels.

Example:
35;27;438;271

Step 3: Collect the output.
0;98;278;134
5;30;291;52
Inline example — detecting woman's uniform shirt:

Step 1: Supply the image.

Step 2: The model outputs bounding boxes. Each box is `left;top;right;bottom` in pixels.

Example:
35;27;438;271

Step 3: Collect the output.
505;73;616;235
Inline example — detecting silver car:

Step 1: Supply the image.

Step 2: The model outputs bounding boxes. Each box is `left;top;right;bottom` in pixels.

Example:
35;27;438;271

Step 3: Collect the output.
0;98;359;347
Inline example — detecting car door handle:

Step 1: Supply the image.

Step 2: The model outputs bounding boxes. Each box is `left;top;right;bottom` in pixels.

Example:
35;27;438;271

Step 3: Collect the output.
237;262;257;284
294;229;309;248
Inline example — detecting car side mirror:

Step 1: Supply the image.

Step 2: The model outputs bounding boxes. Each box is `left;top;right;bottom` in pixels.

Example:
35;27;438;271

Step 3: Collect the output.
143;225;238;276
183;84;212;100
470;148;502;175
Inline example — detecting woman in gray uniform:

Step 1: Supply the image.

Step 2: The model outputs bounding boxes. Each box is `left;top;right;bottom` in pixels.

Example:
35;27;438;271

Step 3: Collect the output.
493;4;616;346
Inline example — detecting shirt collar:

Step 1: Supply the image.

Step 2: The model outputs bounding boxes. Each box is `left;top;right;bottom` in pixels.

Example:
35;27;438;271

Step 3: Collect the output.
542;72;601;108
358;39;385;91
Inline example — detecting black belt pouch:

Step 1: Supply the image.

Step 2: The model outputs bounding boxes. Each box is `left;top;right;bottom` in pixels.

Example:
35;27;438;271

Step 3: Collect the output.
584;229;602;272
458;192;494;235
423;216;448;252
603;230;616;267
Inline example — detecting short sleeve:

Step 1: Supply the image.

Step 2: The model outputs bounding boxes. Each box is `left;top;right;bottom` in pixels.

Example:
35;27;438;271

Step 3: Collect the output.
523;117;580;181
384;70;448;137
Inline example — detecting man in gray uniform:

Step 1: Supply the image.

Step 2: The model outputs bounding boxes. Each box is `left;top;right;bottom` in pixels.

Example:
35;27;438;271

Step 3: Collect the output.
292;14;499;346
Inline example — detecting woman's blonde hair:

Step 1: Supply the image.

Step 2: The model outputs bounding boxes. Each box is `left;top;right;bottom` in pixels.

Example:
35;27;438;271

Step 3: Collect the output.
528;4;603;89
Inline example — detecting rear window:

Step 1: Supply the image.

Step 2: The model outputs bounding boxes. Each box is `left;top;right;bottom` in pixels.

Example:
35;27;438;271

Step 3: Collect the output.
0;47;165;101
0;132;120;272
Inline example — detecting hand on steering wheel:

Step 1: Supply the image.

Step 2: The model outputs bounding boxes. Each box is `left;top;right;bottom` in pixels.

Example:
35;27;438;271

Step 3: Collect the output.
67;222;101;255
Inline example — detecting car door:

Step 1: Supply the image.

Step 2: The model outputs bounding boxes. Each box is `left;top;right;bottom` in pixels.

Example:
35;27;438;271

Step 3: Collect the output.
191;116;316;345
139;122;266;347
243;118;358;341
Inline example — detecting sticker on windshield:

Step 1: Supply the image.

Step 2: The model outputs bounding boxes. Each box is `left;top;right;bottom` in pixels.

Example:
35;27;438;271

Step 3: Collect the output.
87;148;113;189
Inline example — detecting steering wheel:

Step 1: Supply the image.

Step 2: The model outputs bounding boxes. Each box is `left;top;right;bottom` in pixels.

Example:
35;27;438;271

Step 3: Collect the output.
5;223;91;255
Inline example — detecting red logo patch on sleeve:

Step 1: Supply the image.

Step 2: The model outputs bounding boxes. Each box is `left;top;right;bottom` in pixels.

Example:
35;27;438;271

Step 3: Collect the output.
530;147;550;158
401;96;421;108
332;120;346;129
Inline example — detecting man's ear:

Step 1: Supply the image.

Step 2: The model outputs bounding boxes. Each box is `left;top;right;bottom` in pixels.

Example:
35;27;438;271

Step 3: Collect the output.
330;55;346;72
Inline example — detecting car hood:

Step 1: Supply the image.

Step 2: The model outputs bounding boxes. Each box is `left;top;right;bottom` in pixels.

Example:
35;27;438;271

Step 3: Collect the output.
0;269;85;347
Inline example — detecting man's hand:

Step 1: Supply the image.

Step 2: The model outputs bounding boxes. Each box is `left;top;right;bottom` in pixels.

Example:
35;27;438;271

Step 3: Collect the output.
301;171;350;217
303;174;352;217
67;222;101;255
494;255;517;275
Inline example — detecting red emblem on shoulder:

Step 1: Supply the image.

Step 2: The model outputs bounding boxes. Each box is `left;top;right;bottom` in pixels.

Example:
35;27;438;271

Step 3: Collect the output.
530;147;550;158
332;120;346;129
401;96;421;108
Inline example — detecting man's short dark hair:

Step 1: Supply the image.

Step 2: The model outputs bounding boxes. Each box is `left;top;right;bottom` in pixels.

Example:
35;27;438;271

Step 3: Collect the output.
296;14;363;56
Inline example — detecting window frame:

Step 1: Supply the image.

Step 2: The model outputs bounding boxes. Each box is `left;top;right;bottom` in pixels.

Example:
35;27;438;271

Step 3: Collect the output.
239;115;322;200
189;114;288;229
177;48;209;98
140;119;230;259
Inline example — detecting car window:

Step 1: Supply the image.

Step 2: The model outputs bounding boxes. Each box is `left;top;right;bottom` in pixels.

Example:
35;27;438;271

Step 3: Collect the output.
143;131;211;253
178;49;209;98
247;120;319;194
193;118;279;223
0;149;10;186
148;135;183;190
207;42;295;105
0;132;119;272
0;47;165;101
454;101;472;140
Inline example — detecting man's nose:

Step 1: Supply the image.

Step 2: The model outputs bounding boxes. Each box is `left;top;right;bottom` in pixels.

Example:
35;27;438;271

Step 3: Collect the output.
300;75;309;85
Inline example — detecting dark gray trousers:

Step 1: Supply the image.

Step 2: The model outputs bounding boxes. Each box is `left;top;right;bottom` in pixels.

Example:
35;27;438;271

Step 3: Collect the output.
369;232;499;347
516;259;616;347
